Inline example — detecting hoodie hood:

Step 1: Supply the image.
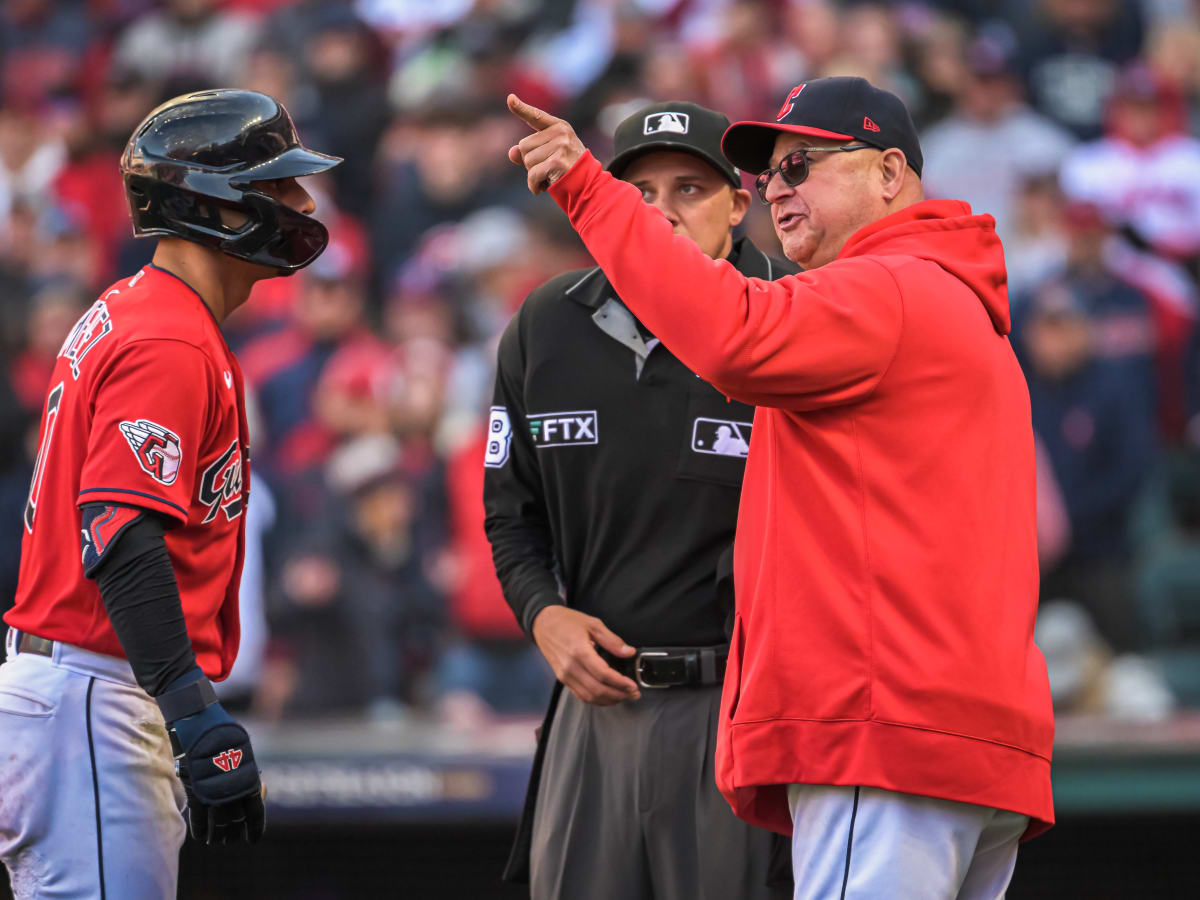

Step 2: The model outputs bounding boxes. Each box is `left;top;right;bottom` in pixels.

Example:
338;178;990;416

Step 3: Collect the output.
837;199;1010;335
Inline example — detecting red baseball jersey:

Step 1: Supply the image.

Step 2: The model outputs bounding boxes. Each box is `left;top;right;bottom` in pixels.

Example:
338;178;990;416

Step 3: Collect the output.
6;264;250;680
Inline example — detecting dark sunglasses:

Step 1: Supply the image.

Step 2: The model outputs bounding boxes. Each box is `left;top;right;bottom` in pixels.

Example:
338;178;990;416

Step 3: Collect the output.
754;144;873;203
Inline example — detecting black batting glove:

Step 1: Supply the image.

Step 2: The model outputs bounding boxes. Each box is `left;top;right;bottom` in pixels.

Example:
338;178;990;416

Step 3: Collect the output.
157;669;266;844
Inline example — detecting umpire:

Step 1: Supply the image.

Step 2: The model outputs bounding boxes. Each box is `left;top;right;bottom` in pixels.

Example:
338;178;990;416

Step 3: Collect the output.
484;102;794;900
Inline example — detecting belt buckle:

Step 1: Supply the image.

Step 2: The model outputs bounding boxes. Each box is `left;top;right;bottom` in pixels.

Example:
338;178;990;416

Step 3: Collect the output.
635;651;671;689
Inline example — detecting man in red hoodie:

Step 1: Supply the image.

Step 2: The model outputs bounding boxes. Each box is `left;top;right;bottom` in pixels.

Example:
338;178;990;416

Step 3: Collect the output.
507;77;1055;898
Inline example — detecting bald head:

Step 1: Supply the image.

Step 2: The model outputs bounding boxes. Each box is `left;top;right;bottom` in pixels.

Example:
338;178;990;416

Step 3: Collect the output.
761;132;924;269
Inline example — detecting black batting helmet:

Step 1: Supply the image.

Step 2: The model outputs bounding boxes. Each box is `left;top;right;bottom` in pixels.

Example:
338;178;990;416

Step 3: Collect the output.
121;89;343;272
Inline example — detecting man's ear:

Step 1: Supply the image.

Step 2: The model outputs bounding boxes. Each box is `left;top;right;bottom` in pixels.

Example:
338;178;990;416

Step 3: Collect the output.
729;186;752;227
879;148;908;202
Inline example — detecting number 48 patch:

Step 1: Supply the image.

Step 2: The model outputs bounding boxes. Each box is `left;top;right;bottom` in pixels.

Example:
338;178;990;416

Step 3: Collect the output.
484;407;512;468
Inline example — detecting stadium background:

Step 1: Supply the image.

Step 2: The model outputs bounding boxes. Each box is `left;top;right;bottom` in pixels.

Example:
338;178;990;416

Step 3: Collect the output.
2;0;1200;895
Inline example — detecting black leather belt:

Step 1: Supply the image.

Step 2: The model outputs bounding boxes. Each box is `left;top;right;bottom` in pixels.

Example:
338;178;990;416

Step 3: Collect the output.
601;645;728;689
16;631;54;657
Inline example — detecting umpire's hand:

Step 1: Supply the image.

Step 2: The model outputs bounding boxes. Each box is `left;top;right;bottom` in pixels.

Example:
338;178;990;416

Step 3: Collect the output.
506;94;586;194
531;606;641;705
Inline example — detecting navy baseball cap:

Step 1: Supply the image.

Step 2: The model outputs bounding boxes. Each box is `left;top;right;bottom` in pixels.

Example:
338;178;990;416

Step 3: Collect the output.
721;77;923;178
609;101;741;188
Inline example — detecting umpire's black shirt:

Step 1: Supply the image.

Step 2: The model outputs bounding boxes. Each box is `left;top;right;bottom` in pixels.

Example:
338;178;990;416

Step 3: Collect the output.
484;238;797;647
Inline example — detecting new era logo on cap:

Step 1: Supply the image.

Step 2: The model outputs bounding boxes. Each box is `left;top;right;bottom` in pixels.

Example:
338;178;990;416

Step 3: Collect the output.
644;112;690;135
863;116;881;132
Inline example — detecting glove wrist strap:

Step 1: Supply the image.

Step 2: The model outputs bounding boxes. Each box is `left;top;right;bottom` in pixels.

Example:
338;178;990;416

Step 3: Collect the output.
156;676;218;722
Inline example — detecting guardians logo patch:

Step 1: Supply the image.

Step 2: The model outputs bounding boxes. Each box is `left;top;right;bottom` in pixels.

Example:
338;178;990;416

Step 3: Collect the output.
119;419;183;485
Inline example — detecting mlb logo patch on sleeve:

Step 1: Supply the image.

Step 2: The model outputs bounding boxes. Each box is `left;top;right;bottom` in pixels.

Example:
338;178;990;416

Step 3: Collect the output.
692;418;751;458
119;419;183;485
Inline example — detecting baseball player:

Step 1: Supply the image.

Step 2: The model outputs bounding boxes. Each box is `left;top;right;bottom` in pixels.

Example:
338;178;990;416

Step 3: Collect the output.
506;77;1054;898
485;101;796;899
0;89;340;899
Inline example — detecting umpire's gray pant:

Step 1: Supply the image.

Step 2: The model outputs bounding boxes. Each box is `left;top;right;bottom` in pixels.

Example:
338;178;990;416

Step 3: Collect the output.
530;685;786;900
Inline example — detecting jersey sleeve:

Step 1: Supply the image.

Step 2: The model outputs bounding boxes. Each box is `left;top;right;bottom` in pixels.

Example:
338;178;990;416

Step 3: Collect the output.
483;306;565;636
549;153;904;410
78;339;213;525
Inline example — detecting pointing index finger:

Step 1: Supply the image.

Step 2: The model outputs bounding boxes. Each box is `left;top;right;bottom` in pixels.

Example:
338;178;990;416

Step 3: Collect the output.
507;93;559;132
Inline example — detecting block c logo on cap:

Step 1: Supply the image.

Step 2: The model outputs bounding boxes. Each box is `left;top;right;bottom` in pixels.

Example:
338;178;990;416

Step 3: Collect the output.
776;84;806;121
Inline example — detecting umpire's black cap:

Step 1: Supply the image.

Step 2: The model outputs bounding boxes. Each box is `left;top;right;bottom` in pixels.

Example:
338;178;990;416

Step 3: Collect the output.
721;77;923;177
608;101;741;188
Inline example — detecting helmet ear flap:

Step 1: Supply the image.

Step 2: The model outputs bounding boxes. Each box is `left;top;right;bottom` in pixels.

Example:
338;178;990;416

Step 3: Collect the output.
126;175;257;246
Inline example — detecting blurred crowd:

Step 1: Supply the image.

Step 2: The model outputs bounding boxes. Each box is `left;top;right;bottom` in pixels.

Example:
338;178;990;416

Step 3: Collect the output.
1;0;1200;727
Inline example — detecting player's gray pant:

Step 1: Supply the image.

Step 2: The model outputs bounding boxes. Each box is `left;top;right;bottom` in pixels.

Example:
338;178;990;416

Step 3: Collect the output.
530;685;786;900
0;633;186;900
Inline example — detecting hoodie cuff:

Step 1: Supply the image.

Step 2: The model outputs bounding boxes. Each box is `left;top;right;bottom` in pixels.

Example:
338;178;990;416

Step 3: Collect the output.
548;151;607;222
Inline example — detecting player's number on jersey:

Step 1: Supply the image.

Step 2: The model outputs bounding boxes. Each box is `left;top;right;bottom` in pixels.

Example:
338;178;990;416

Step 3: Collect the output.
484;406;513;468
24;381;65;533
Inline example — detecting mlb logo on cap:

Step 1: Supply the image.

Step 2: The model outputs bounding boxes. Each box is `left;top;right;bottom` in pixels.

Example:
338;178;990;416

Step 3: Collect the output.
644;112;690;135
608;100;740;187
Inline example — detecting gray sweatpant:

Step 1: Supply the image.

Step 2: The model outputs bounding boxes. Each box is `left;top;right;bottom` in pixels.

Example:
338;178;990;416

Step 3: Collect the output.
529;685;786;900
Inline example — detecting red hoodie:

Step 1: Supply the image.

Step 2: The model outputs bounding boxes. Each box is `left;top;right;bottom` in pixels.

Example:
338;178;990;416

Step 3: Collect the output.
549;153;1054;838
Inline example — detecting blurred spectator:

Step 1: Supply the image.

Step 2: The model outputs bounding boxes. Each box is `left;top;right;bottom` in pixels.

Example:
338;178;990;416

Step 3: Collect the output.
239;238;381;483
1137;451;1200;706
1022;286;1158;651
215;477;275;711
1036;599;1174;719
434;428;553;724
0;0;90;110
690;0;796;126
1004;174;1070;296
8;279;89;415
0;366;29;646
370;103;530;290
56;70;164;285
28;203;105;291
297;4;389;217
1059;63;1200;263
1016;202;1158;414
265;435;444;721
921;36;1075;245
113;0;260;89
0;105;64;235
822;2;920;110
1016;0;1145;138
1035;433;1072;570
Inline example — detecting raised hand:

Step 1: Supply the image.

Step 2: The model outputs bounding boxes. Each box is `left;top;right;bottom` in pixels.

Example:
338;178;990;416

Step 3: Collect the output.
506;94;586;195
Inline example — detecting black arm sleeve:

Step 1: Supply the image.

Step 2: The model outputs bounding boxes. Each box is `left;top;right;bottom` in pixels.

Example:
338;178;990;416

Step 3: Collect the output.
483;304;565;636
83;504;198;696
